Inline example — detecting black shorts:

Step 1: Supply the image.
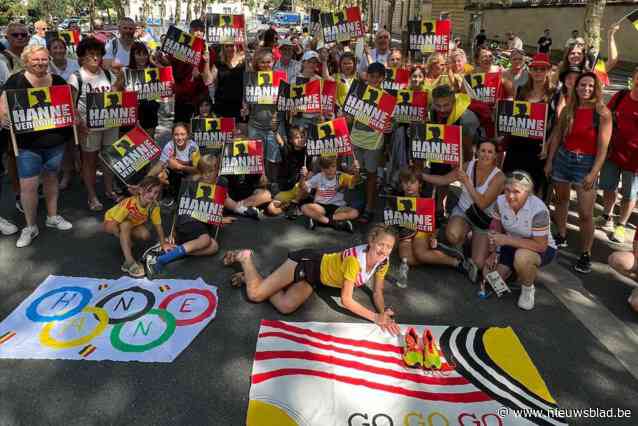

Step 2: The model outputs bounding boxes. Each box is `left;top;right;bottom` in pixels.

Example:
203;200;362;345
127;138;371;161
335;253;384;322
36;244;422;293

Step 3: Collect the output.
318;203;339;218
429;162;453;176
175;221;214;244
288;249;324;289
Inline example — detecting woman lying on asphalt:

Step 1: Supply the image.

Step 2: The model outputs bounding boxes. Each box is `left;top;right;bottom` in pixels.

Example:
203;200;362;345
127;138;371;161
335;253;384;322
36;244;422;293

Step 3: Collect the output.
223;224;401;335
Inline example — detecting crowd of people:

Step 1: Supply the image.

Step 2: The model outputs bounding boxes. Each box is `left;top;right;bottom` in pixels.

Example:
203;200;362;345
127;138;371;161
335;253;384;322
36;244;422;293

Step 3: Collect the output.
0;15;637;334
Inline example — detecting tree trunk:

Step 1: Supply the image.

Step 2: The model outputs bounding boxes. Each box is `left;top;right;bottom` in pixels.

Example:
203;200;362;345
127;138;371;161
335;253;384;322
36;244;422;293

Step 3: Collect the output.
175;0;182;25
186;0;193;24
386;0;396;33
584;0;606;57
200;0;207;19
112;0;125;20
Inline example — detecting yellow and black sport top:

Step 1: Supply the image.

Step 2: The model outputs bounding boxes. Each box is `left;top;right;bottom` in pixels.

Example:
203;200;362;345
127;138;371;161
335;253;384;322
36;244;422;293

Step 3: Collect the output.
320;245;389;288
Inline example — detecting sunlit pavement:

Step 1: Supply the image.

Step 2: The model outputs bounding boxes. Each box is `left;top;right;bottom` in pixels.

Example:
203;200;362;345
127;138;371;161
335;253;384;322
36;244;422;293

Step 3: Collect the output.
0;73;637;424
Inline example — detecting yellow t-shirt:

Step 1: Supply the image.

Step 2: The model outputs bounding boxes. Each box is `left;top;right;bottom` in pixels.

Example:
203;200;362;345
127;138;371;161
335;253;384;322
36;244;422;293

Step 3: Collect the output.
104;196;161;227
319;251;389;288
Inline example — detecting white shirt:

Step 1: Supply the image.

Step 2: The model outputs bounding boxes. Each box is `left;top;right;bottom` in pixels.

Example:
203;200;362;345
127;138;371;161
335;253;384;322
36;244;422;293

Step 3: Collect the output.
0;58;9;87
507;37;523;50
494;194;556;249
160;140;200;165
28;34;47;47
357;48;390;75
304;172;351;207
456;160;500;214
49;58;80;81
273;59;300;82
104;38;131;67
67;67;115;119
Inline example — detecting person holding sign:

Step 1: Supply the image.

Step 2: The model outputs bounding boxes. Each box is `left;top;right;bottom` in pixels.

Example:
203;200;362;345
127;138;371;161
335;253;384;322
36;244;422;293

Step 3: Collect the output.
300;156;359;233
146;154;238;276
484;171;556;310
222;224;400;335
396;167;465;270
0;45;74;247
334;52;357;109
104;176;170;277
126;42;161;136
544;72;612;274
211;42;245;123
502;53;553;197
67;37;125;211
426;85;480;220
271;126;312;217
148;123;201;202
357;30;391;79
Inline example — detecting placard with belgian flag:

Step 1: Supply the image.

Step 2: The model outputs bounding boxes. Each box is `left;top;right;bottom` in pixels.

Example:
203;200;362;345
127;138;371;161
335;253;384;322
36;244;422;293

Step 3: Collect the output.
161;25;206;66
342;81;396;133
306;117;352;157
6;85;75;134
86;91;138;129
178;178;227;226
205;13;246;45
410;123;462;166
45;30;80;46
277;79;322;113
393;89;428;123
320;6;365;43
244;70;287;105
496;100;548;142
220;139;264;175
191;117;236;151
383;196;435;232
321;80;337;113
124;67;175;100
99;127;161;185
626;9;638;31
465;72;502;105
407;19;451;54
382;67;411;92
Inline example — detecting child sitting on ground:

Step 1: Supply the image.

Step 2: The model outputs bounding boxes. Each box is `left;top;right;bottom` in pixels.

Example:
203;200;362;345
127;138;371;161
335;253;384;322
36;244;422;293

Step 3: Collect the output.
270;125;313;217
300;155;359;232
103;176;171;277
146;154;251;275
148;122;201;204
396;166;464;270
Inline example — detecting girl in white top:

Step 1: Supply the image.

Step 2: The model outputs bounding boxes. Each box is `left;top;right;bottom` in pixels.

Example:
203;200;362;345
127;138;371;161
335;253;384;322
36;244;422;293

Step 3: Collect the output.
422;140;505;281
47;38;79;81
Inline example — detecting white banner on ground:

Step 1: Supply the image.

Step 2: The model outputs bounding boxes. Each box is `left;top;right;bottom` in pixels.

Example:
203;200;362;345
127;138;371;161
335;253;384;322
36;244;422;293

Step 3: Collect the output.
0;275;218;362
247;321;567;426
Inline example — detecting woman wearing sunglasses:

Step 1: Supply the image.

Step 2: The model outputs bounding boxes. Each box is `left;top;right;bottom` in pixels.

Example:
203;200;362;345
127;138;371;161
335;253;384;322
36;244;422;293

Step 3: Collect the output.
484;171;556;310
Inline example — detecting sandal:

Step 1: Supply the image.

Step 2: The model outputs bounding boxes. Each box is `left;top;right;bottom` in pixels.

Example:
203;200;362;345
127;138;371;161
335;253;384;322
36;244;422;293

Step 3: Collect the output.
121;260;145;278
230;272;245;288
88;198;104;212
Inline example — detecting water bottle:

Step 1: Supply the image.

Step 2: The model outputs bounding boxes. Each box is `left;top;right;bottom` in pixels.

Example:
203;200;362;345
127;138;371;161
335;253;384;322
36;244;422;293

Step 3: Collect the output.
397;258;409;288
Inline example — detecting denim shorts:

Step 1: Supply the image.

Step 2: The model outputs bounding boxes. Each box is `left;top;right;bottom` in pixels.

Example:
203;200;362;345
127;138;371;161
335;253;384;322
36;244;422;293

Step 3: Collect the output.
551;147;596;185
598;159;638;200
16;144;65;178
248;125;280;163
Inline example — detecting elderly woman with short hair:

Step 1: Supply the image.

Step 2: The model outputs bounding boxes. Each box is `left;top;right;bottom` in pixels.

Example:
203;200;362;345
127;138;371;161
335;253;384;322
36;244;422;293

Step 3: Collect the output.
484;171;556;310
0;45;73;247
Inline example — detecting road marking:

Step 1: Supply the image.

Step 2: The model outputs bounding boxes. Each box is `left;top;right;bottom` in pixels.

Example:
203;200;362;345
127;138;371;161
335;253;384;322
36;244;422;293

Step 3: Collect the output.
539;262;638;381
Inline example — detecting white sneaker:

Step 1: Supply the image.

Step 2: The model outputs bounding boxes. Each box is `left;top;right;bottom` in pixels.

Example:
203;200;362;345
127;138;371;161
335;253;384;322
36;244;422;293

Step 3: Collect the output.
45;215;73;231
0;216;18;235
16;226;39;248
518;285;536;311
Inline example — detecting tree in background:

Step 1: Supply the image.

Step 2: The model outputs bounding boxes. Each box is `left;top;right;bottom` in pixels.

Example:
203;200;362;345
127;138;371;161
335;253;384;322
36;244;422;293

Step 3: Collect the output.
584;0;606;57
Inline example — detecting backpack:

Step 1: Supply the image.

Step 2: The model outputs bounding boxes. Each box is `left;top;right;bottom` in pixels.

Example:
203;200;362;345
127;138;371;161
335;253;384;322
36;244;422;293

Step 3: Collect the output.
71;69;113;105
1;50;15;71
608;89;629;129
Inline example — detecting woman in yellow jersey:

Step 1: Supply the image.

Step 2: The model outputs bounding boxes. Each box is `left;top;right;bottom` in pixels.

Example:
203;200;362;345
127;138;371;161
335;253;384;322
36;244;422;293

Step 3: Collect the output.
334;52;357;109
223;224;400;334
104;176;171;277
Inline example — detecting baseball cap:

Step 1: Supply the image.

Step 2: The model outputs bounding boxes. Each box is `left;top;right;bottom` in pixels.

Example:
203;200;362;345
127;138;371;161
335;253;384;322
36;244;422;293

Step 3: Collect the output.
302;50;320;61
530;53;551;68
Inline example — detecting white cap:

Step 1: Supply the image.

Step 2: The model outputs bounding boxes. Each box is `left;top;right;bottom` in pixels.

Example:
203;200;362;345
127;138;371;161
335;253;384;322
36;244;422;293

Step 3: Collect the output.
301;50;320;61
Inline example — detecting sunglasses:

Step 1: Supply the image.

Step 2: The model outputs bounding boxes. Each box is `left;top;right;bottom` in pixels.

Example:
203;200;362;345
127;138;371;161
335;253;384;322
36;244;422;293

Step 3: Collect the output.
11;33;29;38
509;171;533;185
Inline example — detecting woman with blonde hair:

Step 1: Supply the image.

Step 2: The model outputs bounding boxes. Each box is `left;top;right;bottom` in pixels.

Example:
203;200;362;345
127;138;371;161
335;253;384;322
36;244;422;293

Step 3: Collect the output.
0;45;74;247
544;72;612;273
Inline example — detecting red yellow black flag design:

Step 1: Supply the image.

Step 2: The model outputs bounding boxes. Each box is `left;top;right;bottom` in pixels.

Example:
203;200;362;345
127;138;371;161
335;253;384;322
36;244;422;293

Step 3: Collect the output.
384;196;435;232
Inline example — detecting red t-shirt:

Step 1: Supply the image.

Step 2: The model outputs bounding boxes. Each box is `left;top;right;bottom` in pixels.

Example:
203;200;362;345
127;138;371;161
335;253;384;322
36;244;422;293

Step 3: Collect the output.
564;107;598;156
170;46;215;105
608;91;638;172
